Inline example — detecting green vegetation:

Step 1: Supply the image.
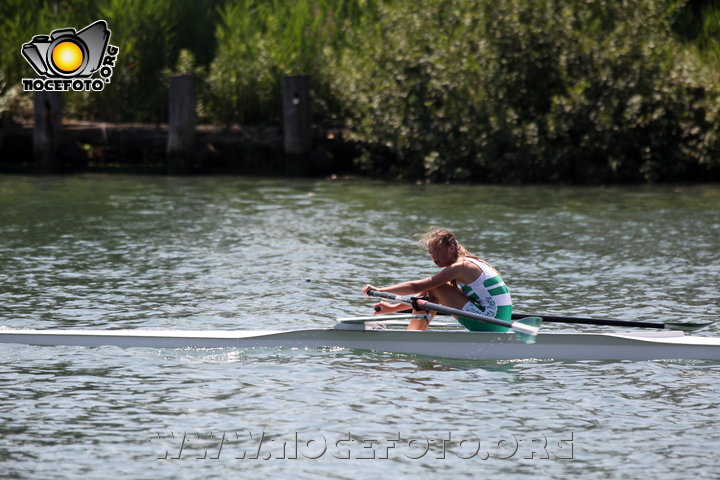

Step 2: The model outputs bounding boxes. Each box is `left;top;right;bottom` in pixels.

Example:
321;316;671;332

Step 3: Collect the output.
1;0;718;182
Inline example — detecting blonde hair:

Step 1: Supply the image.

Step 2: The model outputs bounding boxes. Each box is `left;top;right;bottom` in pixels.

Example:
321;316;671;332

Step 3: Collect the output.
418;227;482;263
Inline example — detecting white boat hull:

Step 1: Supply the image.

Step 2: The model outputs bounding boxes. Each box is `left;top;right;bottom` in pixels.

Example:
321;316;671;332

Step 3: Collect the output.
1;328;720;361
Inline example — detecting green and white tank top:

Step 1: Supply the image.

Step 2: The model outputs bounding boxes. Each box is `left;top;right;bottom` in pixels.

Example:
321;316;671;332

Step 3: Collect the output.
456;257;512;320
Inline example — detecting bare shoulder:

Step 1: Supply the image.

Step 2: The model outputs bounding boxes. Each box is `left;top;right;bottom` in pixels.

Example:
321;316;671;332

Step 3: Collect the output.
454;257;483;284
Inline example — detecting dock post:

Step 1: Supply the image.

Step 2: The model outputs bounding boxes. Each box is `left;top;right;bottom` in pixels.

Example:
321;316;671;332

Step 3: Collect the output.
167;74;196;173
33;91;62;173
283;75;311;172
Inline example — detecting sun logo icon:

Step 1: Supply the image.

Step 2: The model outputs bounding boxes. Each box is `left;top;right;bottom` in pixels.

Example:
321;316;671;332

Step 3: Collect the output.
51;41;85;74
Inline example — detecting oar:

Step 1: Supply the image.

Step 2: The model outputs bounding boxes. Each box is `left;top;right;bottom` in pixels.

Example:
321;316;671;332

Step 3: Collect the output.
366;290;541;344
393;308;711;332
511;313;713;332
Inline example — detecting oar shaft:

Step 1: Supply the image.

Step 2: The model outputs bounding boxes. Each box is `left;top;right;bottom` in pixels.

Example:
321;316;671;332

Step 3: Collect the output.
395;308;671;330
419;298;515;328
511;313;665;329
368;290;513;329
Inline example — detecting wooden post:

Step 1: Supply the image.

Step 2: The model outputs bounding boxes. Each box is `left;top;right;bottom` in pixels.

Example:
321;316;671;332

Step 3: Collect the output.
33;91;62;173
283;75;311;156
167;74;196;173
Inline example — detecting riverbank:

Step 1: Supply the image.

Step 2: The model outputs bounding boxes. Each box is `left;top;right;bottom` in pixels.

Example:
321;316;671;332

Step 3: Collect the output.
3;1;718;182
2;117;718;183
0;119;357;176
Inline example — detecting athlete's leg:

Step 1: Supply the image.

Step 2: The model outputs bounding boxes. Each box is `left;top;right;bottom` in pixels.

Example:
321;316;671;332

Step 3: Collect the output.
407;284;467;330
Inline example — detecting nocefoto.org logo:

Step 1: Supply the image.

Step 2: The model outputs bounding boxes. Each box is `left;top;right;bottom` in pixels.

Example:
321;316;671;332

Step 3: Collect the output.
21;20;119;92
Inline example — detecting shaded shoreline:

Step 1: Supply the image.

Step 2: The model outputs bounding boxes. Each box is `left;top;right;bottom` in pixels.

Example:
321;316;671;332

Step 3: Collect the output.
0;119;357;176
2;119;718;183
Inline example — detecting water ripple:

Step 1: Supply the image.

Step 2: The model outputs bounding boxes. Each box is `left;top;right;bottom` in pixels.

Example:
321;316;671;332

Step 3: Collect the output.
0;176;719;478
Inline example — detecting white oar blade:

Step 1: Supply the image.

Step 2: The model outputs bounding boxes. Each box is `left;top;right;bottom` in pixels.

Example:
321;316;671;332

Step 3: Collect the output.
511;317;542;344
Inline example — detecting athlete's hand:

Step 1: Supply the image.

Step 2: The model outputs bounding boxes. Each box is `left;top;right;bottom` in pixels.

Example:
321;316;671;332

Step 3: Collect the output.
361;284;378;297
372;301;396;314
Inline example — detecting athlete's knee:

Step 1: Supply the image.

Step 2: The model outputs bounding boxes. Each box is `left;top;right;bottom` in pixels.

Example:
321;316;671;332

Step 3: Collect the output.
425;292;438;303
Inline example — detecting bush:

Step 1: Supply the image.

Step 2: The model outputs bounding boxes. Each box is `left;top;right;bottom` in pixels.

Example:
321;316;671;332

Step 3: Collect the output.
1;0;718;182
205;0;370;126
331;0;720;183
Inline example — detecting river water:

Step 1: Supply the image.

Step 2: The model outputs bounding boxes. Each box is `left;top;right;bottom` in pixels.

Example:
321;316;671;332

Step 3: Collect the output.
0;175;718;479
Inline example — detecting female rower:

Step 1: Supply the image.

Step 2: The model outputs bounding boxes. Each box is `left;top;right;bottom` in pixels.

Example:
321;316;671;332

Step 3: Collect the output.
361;228;512;331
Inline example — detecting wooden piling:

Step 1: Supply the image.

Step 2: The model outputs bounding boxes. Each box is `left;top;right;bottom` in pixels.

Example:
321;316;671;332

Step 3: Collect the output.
282;75;311;157
33;91;62;173
167;74;196;173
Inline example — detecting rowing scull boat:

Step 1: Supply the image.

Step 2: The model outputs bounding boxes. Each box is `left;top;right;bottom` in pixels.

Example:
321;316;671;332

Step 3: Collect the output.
1;323;719;361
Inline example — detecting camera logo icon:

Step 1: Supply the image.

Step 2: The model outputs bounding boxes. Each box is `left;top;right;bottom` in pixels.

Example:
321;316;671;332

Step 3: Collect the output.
21;20;119;92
